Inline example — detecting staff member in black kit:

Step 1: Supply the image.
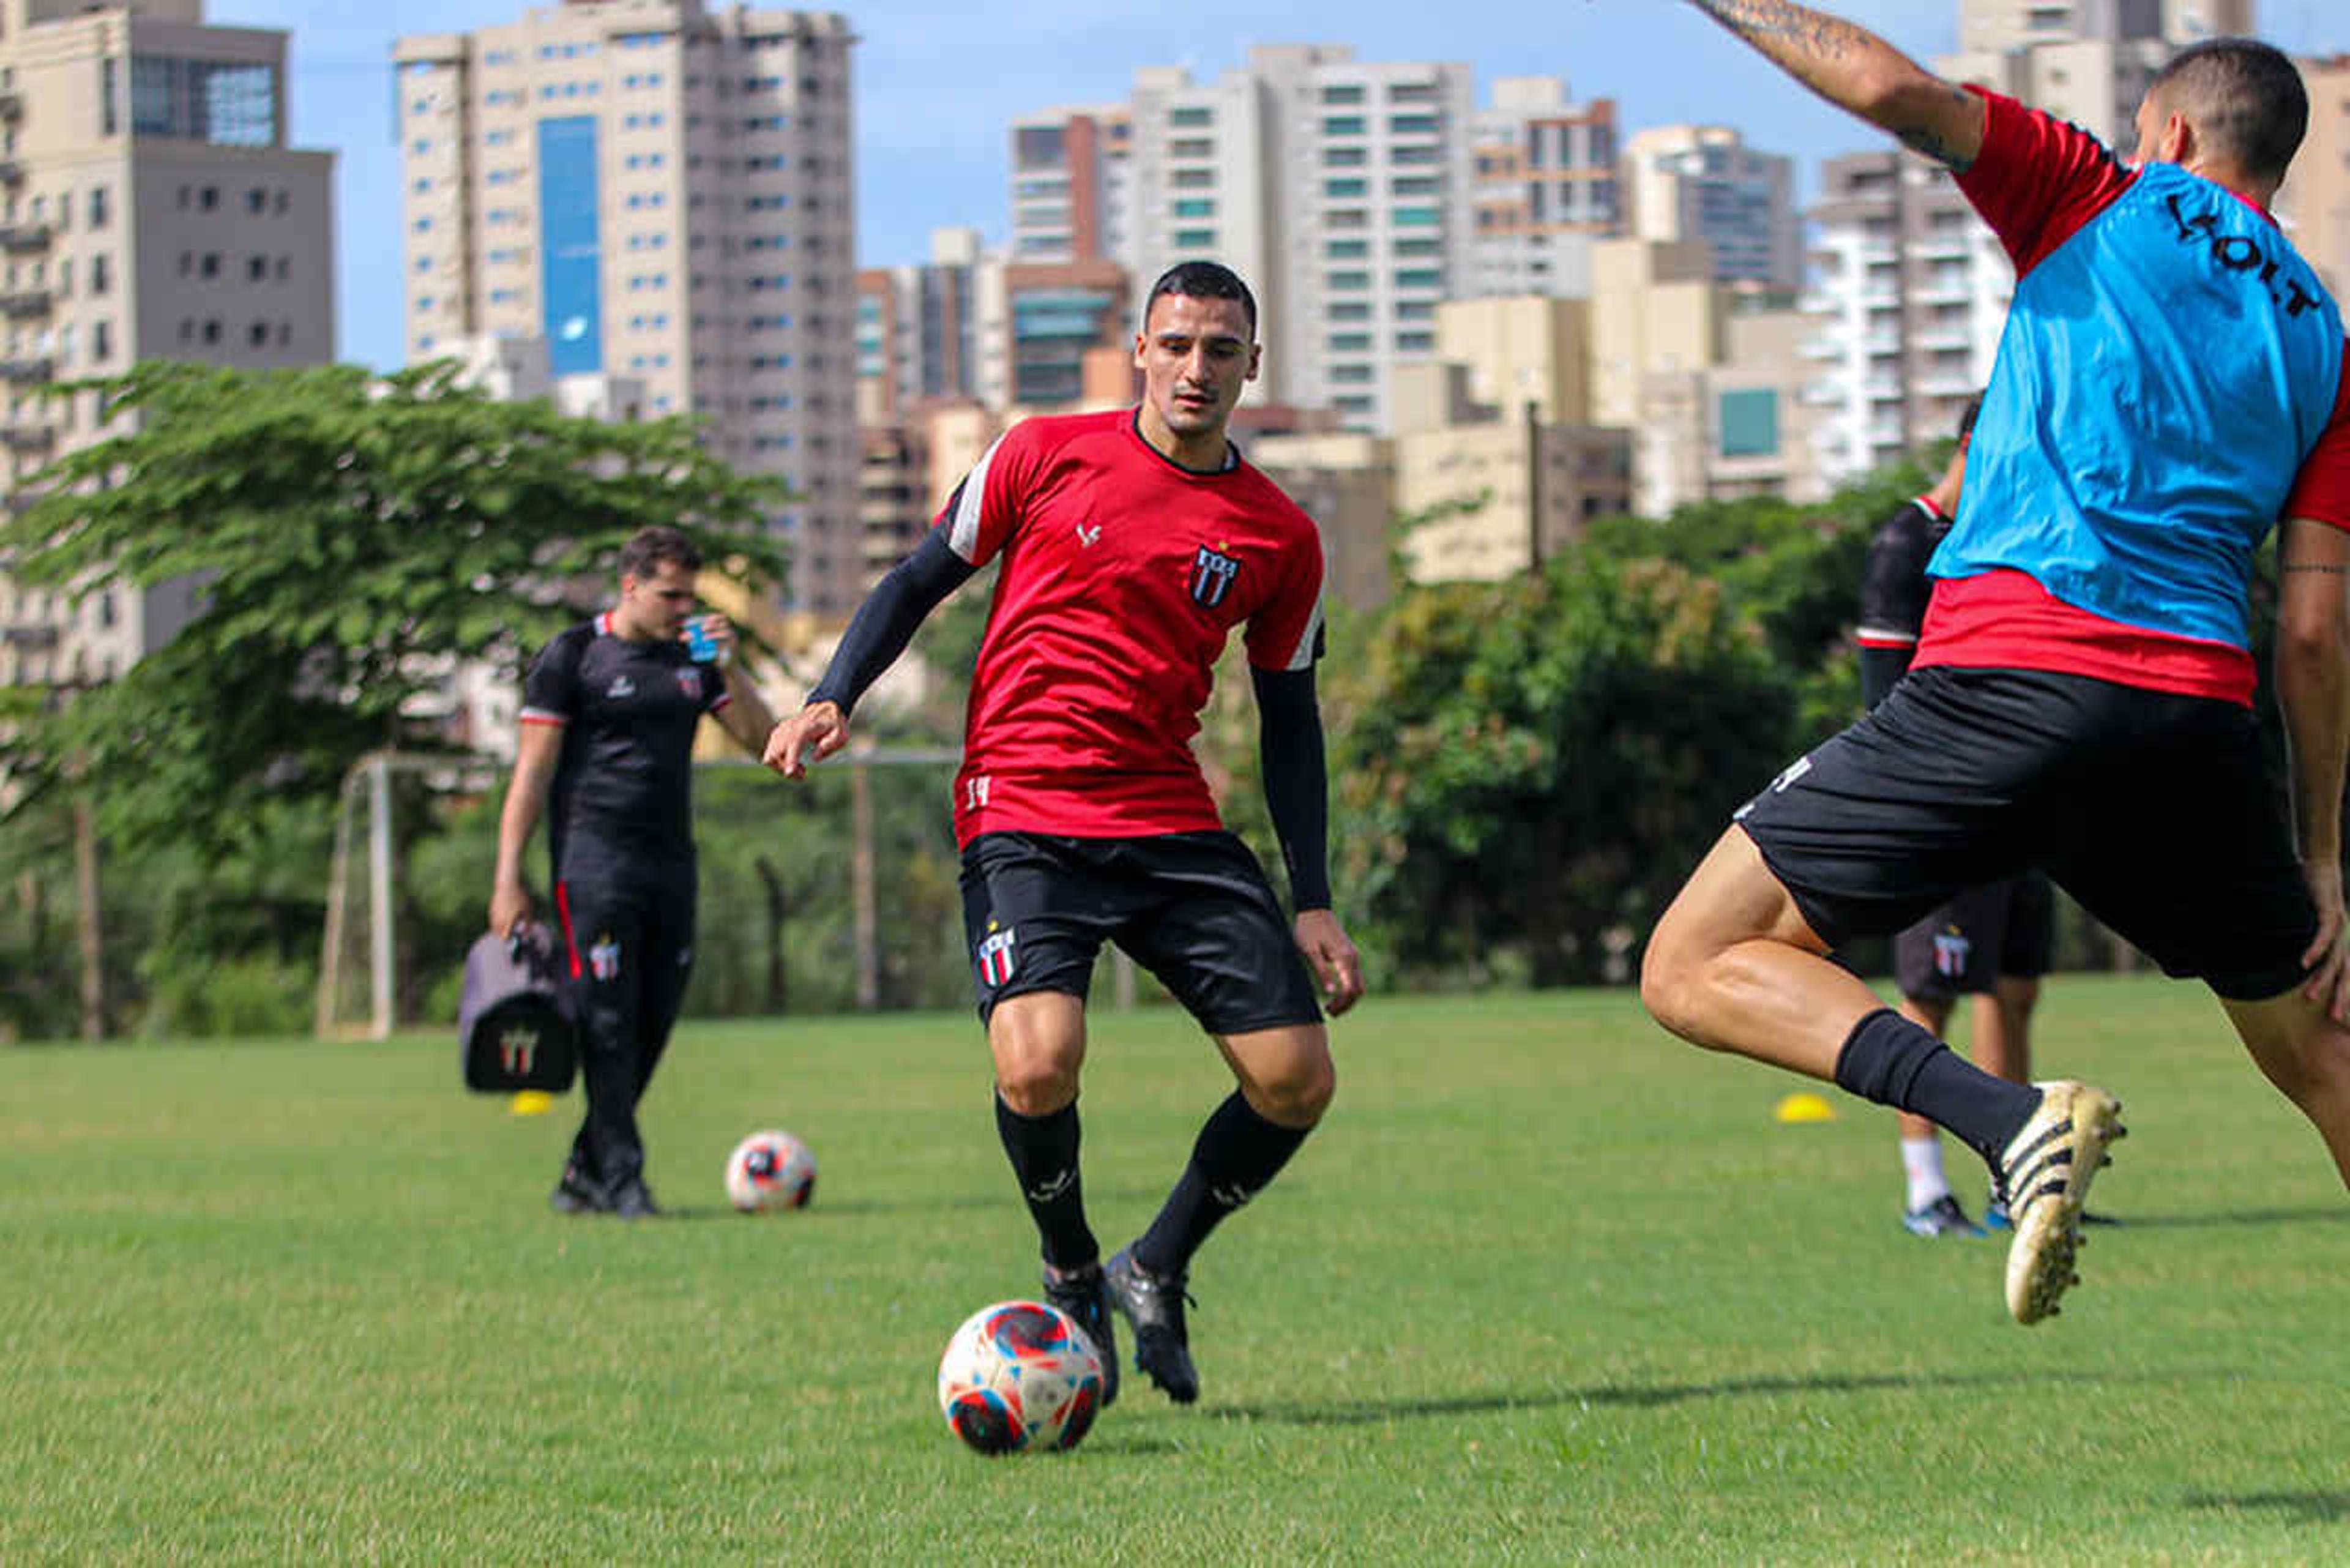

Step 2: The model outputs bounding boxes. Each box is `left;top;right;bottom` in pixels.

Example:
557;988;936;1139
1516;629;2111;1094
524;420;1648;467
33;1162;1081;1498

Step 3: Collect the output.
490;526;777;1217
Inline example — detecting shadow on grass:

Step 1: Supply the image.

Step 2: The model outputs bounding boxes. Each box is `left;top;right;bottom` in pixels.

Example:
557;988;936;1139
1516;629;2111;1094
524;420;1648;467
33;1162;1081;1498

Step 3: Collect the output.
2090;1207;2344;1231
1218;1368;2179;1427
2182;1490;2350;1524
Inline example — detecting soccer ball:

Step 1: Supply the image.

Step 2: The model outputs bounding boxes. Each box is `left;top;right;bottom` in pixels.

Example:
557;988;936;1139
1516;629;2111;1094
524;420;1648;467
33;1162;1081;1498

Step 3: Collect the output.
936;1300;1105;1455
724;1129;816;1212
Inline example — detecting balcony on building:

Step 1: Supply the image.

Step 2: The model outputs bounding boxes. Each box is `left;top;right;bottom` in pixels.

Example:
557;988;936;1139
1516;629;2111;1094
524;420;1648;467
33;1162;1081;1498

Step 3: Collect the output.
0;222;50;253
4;422;56;453
0;355;53;383
0;287;50;318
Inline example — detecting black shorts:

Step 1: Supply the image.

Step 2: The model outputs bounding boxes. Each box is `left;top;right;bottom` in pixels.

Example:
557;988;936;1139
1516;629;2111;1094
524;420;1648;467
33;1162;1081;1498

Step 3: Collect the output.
957;830;1322;1034
1737;666;2314;1001
1892;870;2054;999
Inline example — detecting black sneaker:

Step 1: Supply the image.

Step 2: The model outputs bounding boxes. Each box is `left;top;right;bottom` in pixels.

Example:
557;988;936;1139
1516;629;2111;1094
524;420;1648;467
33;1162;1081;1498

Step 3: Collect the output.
550;1162;607;1215
1105;1247;1198;1405
609;1178;662;1219
1043;1260;1120;1408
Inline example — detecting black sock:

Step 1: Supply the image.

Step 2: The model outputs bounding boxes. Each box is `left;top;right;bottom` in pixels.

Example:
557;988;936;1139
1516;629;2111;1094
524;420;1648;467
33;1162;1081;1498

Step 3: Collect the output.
994;1094;1097;1272
1835;1007;2041;1167
1134;1091;1311;1277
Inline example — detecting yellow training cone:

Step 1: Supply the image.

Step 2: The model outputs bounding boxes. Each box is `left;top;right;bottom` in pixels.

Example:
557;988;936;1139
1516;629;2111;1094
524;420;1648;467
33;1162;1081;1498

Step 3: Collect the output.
1774;1091;1837;1124
510;1089;554;1117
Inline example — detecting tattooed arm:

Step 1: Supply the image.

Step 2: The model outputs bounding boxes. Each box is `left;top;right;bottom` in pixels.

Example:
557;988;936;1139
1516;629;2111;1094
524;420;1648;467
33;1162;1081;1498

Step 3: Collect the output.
1686;0;1985;170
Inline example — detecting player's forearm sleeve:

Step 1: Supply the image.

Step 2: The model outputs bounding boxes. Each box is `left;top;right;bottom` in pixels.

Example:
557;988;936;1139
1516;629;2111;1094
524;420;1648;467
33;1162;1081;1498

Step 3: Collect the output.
806;525;978;716
1252;664;1333;912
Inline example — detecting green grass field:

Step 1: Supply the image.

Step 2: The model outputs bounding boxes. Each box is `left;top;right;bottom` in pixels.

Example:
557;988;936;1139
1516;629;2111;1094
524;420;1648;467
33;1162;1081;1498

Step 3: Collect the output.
7;977;2350;1562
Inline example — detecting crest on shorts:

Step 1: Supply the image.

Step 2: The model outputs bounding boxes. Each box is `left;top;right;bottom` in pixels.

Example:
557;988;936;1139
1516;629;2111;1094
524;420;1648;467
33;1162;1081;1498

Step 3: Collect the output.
1933;928;1971;979
975;925;1018;988
589;933;621;982
1190;543;1240;608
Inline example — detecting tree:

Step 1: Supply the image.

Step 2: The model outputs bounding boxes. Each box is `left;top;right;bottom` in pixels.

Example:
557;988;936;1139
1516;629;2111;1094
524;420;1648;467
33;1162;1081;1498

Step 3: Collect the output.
0;359;793;862
1321;550;1796;988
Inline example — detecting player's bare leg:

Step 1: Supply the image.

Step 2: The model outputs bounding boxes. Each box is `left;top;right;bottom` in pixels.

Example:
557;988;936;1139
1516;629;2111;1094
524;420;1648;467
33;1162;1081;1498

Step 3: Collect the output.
2219;991;2350;1189
1641;827;1884;1073
1645;826;2121;1323
987;990;1120;1402
1106;1021;1334;1405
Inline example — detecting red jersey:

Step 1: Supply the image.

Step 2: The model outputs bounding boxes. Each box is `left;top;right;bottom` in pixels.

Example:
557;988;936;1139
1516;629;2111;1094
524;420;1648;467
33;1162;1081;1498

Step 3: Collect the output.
942;408;1326;847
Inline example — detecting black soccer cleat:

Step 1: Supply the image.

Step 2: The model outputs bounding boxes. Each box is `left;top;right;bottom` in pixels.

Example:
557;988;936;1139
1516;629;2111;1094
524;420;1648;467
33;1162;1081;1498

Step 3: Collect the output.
609;1177;663;1220
1105;1247;1199;1405
1043;1260;1120;1408
550;1162;608;1215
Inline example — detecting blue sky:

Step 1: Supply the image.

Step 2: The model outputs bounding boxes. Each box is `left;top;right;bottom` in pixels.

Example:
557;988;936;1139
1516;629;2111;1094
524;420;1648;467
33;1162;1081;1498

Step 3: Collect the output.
211;1;2345;371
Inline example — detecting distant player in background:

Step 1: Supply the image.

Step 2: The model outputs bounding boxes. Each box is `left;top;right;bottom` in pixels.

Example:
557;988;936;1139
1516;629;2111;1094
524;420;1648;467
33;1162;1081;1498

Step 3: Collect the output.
1643;1;2350;1327
764;261;1364;1406
490;526;778;1217
1856;398;2055;1239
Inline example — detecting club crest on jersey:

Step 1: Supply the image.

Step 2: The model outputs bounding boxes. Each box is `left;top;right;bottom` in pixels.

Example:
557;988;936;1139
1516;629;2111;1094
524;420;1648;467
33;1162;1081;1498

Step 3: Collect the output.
1190;543;1240;608
676;666;704;700
589;933;621;982
975;925;1018;988
1933;929;1971;979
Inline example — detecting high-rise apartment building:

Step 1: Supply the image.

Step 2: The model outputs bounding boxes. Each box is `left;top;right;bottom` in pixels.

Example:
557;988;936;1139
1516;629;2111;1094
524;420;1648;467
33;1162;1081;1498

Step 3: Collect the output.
855;225;982;423
1007;103;1131;265
1802;152;2009;486
2279;54;2350;304
392;0;860;614
0;0;335;691
1622;125;1800;292
1469;77;1618;301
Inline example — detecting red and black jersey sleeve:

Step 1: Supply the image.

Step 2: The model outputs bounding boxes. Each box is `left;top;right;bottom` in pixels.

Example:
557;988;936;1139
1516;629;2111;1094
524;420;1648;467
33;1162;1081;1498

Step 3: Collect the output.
2284;356;2350;532
520;622;591;727
1956;86;2138;278
941;419;1045;569
1242;507;1327;673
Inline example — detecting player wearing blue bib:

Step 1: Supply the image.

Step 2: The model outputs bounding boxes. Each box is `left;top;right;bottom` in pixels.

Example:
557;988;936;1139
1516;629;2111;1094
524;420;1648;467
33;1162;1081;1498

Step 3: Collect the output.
1643;2;2350;1327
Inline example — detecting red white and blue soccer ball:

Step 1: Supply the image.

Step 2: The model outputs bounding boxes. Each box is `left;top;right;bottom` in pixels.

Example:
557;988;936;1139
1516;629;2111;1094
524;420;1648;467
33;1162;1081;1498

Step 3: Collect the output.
936;1300;1105;1456
723;1129;816;1212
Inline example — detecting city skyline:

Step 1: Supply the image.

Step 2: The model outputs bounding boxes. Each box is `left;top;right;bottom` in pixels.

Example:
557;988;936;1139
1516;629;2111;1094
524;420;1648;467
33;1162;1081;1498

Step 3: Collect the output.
222;0;2346;373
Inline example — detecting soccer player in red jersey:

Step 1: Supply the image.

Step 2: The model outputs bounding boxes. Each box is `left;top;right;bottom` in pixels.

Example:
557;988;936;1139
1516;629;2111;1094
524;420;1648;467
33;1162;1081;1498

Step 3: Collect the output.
1642;2;2350;1326
764;261;1365;1405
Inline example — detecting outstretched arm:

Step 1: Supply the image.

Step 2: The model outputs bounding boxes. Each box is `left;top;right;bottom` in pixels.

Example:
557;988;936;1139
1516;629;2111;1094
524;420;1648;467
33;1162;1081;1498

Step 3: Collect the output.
1685;0;1985;170
763;523;977;777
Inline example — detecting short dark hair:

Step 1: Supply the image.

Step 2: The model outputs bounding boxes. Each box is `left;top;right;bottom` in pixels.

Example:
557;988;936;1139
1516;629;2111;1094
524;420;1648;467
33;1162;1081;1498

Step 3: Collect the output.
619;525;701;581
1143;260;1258;337
1957;394;1985;444
2148;37;2308;185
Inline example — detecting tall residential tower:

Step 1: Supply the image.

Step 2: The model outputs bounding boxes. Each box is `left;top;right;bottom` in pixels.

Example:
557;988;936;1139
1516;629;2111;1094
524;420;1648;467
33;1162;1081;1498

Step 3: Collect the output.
393;0;860;613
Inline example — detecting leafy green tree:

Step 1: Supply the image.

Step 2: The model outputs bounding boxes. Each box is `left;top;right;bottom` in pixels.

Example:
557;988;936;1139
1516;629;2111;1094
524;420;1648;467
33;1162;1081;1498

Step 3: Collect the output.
0;359;792;862
0;359;792;1034
1321;550;1796;988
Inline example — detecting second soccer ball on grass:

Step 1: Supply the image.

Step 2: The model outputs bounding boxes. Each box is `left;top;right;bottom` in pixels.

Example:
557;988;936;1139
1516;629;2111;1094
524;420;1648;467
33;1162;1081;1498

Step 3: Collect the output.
723;1129;817;1212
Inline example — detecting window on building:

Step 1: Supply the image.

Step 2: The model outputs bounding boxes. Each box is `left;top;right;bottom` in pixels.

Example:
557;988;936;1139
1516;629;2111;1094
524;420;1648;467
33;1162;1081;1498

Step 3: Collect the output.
1718;388;1779;457
91;320;110;360
1173;198;1215;218
1321;116;1365;136
1324;146;1367;168
1169;106;1213;127
1389;113;1440;135
200;253;219;278
90;254;108;294
1324;178;1367;199
202;319;221;343
87;187;107;228
1325;239;1368;259
1327;270;1370;291
1173;228;1216;248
